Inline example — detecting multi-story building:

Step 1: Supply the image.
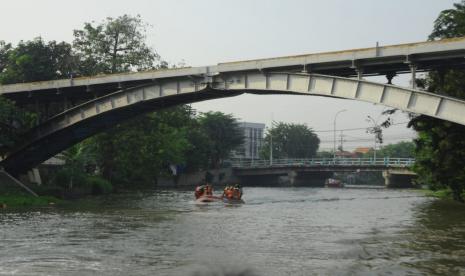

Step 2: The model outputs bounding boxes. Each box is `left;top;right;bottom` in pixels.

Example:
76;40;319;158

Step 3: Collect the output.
234;122;265;160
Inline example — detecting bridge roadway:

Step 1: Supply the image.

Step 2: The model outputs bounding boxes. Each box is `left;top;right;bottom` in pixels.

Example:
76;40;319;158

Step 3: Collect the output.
232;158;416;187
232;157;414;174
2;36;465;107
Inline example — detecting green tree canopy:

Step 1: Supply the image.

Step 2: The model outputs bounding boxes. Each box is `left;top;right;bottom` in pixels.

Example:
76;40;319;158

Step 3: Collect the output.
73;14;160;75
376;141;415;159
261;122;320;159
0;38;75;84
429;1;465;40
91;106;194;186
0;41;12;74
197;112;244;168
0;97;36;156
410;0;465;201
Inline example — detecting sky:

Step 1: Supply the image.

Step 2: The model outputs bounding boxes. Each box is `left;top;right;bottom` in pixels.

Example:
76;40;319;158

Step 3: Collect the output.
0;0;459;150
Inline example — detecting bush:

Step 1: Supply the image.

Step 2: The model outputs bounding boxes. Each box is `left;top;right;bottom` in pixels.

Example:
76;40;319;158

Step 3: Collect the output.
48;169;112;196
0;194;60;207
87;176;113;195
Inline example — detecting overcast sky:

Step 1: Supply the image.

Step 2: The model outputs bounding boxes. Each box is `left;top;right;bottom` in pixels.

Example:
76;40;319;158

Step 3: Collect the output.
0;0;458;150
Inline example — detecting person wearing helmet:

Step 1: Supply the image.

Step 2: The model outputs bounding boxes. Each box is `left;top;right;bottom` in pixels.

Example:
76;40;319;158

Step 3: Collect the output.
194;185;206;199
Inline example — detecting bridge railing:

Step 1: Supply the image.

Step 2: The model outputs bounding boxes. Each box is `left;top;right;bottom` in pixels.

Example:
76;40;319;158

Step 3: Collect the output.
230;158;415;168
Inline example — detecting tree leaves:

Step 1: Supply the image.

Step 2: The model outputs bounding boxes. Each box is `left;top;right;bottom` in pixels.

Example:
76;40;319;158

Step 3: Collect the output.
73;15;160;76
261;122;320;159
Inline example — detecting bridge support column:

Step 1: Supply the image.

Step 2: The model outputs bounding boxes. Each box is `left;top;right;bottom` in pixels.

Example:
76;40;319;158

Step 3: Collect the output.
409;63;417;90
383;170;417;188
26;168;42;185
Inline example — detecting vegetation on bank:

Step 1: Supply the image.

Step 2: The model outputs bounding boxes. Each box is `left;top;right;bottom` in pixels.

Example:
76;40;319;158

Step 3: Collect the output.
0;194;60;208
422;188;465;201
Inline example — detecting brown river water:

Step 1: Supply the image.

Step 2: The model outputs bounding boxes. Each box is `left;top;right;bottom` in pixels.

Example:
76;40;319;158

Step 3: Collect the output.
1;187;465;276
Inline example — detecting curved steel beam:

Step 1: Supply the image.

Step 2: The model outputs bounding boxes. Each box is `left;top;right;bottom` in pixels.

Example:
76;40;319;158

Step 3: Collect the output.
2;72;465;175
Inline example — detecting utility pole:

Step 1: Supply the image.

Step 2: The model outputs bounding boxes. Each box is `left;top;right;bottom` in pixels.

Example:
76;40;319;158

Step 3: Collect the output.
269;114;274;166
366;115;379;161
339;131;344;152
333;109;347;160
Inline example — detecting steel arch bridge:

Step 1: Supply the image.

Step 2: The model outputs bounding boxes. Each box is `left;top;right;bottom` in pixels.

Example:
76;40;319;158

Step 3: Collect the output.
2;37;465;175
2;72;465;175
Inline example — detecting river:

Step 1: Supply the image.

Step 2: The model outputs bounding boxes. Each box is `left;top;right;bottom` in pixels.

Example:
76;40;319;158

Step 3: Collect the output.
1;187;465;275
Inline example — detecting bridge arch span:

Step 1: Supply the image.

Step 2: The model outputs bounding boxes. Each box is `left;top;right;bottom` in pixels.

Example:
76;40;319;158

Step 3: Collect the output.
2;72;465;175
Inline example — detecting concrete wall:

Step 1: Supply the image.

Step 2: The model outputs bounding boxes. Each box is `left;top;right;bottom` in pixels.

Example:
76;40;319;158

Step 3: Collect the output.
157;168;239;187
238;170;333;187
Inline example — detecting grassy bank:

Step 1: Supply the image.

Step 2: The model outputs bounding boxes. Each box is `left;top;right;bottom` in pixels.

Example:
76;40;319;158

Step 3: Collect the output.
422;188;465;201
0;194;61;208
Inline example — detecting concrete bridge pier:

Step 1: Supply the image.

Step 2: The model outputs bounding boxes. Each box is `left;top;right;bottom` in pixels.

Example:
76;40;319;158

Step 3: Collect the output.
383;169;417;188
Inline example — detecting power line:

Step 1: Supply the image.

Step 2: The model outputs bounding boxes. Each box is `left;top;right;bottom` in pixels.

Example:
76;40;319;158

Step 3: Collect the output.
312;121;410;133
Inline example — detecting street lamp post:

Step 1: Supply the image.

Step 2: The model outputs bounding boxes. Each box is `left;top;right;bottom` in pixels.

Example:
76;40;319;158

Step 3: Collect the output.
269;128;273;166
333;109;347;160
366;115;378;161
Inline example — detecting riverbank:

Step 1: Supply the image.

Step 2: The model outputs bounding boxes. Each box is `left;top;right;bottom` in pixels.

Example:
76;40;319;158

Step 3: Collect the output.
0;193;61;208
422;188;465;202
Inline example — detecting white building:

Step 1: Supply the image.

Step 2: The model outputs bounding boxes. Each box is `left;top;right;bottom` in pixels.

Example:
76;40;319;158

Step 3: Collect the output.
234;122;265;160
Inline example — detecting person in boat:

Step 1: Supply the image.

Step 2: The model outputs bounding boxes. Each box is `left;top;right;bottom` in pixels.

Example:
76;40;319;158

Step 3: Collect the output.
195;184;215;199
232;184;242;200
223;184;242;200
205;184;213;196
194;185;206;199
222;186;232;200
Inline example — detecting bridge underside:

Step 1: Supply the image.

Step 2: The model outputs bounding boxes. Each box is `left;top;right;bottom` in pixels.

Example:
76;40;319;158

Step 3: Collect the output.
1;88;243;175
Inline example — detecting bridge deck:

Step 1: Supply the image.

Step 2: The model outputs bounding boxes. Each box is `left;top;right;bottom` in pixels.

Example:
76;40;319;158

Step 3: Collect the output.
2;37;465;106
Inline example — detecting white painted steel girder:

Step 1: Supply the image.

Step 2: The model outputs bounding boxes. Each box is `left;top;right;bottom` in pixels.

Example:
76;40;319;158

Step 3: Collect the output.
35;72;465;145
211;72;465;126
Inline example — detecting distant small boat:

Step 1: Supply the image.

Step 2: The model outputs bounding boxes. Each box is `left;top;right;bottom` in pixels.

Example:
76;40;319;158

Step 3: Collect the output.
325;178;344;188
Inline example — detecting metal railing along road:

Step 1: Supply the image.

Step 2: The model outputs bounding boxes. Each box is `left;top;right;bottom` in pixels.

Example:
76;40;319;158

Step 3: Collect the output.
231;158;415;168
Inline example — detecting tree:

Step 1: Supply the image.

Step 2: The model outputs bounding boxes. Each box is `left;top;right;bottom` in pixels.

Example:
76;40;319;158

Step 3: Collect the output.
73;14;160;76
197;112;244;168
261;122;320;159
71;14;165;184
376;141;415;158
0;38;75;84
92;106;194;186
410;1;465;201
429;1;465;40
0;41;12;74
0;97;36;157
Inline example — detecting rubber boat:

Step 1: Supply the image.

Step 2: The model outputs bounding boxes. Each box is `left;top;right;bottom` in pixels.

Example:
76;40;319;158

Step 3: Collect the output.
194;184;244;204
222;198;245;204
